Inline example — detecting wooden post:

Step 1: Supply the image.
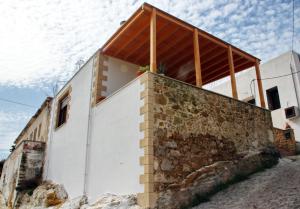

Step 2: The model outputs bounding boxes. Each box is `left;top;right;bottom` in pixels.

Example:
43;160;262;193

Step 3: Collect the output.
255;59;266;108
193;28;202;87
228;45;238;99
150;8;157;73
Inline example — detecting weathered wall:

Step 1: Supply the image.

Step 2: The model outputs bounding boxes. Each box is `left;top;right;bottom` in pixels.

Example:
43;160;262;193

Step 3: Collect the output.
15;98;52;146
0;141;45;208
138;73;276;208
273;128;296;156
0;143;23;208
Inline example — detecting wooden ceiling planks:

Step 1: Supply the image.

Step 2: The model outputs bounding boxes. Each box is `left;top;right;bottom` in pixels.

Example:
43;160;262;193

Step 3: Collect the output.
101;3;258;85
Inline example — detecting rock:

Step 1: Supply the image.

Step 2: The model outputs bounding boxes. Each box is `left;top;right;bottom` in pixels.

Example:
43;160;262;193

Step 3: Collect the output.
60;196;87;209
165;141;177;148
83;193;141;209
18;181;68;209
155;148;279;209
161;159;173;171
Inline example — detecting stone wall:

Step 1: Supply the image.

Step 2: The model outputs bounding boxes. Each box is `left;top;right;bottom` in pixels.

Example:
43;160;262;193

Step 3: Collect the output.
138;73;277;209
0;141;45;208
273;128;296;156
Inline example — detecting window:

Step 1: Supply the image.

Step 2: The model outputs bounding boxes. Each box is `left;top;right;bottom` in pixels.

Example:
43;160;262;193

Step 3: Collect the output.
56;93;70;128
38;123;42;137
266;86;281;110
33;128;37;140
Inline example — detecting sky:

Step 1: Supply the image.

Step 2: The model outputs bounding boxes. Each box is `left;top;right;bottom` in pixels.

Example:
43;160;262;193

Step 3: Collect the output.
0;0;299;159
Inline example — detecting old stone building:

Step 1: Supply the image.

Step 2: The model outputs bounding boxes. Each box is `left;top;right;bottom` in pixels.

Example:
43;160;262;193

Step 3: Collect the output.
0;97;52;208
14;97;52;146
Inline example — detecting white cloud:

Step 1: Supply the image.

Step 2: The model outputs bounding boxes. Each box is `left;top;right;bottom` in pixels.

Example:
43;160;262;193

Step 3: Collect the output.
0;110;32;150
0;0;298;87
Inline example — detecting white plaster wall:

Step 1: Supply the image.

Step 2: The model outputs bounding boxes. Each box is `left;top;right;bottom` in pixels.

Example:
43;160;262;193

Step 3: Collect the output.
45;57;94;198
87;78;144;201
103;57;139;96
45;54;143;200
211;51;300;141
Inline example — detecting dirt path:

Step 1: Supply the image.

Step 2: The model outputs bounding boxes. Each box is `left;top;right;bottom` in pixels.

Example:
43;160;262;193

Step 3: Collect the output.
193;156;300;209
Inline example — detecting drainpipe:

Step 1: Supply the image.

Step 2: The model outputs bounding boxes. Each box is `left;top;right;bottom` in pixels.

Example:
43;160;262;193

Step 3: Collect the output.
44;95;57;179
83;53;97;197
290;51;300;108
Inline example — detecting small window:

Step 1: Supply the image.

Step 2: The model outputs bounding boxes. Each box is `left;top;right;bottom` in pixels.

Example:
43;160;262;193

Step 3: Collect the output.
33;128;37;140
266;86;281;111
56;93;70;128
38;123;42;137
284;131;291;140
30;133;33;140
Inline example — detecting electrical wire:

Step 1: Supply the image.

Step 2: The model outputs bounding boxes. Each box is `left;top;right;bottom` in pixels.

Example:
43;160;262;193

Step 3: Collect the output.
0;97;37;108
249;70;300;101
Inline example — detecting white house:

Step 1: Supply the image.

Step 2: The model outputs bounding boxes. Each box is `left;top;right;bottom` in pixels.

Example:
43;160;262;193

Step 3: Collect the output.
0;3;281;209
211;51;300;142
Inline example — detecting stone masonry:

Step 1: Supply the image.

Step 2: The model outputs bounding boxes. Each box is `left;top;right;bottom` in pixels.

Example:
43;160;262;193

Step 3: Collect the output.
273;128;296;156
0;141;46;208
137;72;278;209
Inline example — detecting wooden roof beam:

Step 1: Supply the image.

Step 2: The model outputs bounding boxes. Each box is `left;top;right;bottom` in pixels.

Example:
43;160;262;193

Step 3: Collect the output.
204;61;253;84
132;22;179;63
202;57;246;81
156;31;191;58
165;41;212;70
167;43;219;77
102;9;146;52
232;47;257;62
143;3;230;50
114;18;150;57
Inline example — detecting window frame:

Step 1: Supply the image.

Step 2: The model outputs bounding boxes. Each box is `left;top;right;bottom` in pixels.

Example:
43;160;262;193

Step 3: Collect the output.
266;86;281;111
55;88;71;129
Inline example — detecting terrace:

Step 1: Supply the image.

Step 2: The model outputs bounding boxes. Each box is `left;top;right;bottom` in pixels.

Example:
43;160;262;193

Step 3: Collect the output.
99;3;266;108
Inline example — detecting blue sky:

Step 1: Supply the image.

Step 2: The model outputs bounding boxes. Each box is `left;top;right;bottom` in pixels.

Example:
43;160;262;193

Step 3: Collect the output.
0;0;299;159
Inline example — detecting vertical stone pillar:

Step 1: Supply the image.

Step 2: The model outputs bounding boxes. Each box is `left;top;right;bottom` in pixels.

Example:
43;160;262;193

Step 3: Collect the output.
137;72;157;208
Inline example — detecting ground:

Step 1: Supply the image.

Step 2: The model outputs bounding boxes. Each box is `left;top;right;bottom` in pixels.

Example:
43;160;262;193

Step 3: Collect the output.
1;156;300;209
193;156;300;209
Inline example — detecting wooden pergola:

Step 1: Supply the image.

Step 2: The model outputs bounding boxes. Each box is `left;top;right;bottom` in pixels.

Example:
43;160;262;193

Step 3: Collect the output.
101;3;266;108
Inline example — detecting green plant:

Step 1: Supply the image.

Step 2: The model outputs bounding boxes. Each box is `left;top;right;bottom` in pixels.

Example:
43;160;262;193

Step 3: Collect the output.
139;65;150;72
158;62;166;74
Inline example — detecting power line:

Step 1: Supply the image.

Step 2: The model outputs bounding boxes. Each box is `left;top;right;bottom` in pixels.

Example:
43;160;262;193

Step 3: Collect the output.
0;97;37;109
249;70;300;100
291;0;295;52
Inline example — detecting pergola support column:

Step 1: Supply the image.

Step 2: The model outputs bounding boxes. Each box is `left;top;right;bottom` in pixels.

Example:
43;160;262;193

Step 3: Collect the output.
228;45;238;99
255;60;266;108
150;8;157;73
193;28;202;87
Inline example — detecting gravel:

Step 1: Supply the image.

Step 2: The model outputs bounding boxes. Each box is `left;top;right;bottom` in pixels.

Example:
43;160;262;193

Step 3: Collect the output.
192;156;300;209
